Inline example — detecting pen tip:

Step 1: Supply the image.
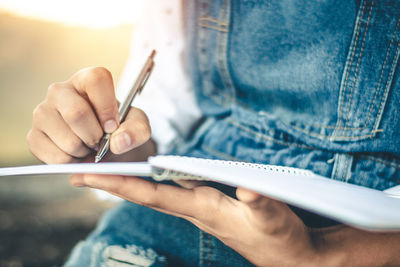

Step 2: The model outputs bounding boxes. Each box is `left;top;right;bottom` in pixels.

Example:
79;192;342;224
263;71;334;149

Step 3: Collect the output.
94;157;100;163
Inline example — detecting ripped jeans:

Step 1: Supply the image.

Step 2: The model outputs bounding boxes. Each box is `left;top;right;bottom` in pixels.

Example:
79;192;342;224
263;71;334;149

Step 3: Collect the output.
64;201;253;267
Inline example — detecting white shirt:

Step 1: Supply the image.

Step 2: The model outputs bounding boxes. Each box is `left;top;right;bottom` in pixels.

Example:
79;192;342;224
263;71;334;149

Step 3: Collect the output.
93;0;199;201
116;0;201;154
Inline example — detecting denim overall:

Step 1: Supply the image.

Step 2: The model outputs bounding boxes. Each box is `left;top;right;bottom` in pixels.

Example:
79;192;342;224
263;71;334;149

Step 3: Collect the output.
65;1;400;266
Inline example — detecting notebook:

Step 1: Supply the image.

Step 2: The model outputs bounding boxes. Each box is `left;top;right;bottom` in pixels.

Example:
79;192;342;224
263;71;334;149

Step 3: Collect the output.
1;155;400;231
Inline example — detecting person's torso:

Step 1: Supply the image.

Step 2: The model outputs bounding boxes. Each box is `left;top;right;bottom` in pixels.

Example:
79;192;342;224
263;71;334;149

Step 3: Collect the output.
180;0;400;191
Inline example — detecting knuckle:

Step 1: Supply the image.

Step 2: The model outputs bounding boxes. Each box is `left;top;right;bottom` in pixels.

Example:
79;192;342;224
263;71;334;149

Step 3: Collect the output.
26;129;35;147
85;67;112;86
193;187;222;223
47;82;63;95
32;102;46;120
63;103;89;123
85;131;103;149
65;138;85;156
91;131;104;147
99;105;117;118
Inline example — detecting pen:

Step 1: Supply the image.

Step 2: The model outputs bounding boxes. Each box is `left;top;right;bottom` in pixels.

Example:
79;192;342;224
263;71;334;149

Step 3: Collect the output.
95;50;156;163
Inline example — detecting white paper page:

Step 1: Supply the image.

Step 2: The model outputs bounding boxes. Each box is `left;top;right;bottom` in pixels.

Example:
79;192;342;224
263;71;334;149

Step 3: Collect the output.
0;162;153;177
149;156;400;231
384;185;400;198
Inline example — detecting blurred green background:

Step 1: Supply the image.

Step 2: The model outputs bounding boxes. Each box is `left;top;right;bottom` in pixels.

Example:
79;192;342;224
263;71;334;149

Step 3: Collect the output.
0;8;134;266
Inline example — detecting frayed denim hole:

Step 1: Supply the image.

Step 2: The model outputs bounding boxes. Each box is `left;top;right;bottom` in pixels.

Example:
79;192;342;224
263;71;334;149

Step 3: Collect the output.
103;245;167;267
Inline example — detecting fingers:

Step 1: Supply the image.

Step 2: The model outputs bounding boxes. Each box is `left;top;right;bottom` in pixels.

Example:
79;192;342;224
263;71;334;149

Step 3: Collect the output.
71;173;234;226
28;67;122;164
109;107;151;154
27;129;79;164
236;187;296;231
236;187;262;203
32;103;91;158
70;67;119;133
47;84;103;148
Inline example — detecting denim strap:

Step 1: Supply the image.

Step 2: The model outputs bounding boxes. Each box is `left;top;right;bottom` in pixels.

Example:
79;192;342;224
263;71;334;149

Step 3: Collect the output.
331;0;400;141
331;153;354;182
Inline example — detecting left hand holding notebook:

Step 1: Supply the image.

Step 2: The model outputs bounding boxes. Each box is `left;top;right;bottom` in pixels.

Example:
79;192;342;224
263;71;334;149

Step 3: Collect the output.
71;170;319;266
71;167;400;266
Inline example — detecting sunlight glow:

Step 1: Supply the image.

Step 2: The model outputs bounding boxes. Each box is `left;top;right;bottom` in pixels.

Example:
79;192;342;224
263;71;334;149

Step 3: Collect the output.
0;0;143;28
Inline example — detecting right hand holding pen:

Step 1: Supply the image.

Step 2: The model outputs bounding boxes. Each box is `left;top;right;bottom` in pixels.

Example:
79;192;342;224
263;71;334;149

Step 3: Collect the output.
27;67;151;164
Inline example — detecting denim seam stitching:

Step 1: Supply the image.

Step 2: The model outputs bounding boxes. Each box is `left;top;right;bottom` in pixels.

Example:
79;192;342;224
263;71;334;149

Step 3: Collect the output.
216;0;236;104
226;118;314;150
199;16;229;26
358;155;400;170
371;18;400;131
202;145;244;161
285;2;397;139
338;0;368;128
207;234;212;267
199;230;205;266
297;15;395;133
198;22;229;32
289;124;374;140
342;0;373;126
366;16;400;132
333;2;398;133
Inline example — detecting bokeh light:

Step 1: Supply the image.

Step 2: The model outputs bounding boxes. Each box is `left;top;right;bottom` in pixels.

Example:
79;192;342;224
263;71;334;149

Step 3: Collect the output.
0;0;142;28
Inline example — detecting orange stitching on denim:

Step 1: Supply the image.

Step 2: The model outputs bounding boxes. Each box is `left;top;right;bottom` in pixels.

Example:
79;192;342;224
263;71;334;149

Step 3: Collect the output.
337;0;367;129
358;155;400;170
226;118;314;150
289;123;374;140
199;16;229;26
285;1;372;133
372;18;400;131
343;0;373;125
289;8;399;138
363;17;400;132
202;145;242;162
215;0;236;104
198;22;229;32
371;129;384;133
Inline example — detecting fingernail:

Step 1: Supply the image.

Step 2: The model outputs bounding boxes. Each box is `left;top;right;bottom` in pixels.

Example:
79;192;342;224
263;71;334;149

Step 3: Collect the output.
116;132;131;153
104;120;117;133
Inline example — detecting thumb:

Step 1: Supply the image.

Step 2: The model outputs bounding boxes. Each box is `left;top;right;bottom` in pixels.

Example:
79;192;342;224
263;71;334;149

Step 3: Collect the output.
110;107;151;154
71;67;119;134
237;187;284;219
236;187;263;203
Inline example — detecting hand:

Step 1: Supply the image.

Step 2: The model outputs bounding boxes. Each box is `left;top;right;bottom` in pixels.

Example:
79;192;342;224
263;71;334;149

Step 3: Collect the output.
70;174;322;267
27;67;152;164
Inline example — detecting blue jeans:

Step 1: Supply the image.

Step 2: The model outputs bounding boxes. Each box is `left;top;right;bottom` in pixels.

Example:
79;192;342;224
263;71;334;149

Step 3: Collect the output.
64;201;252;267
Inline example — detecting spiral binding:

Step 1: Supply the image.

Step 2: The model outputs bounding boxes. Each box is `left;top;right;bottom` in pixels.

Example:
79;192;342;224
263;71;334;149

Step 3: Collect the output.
152;156;314;181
